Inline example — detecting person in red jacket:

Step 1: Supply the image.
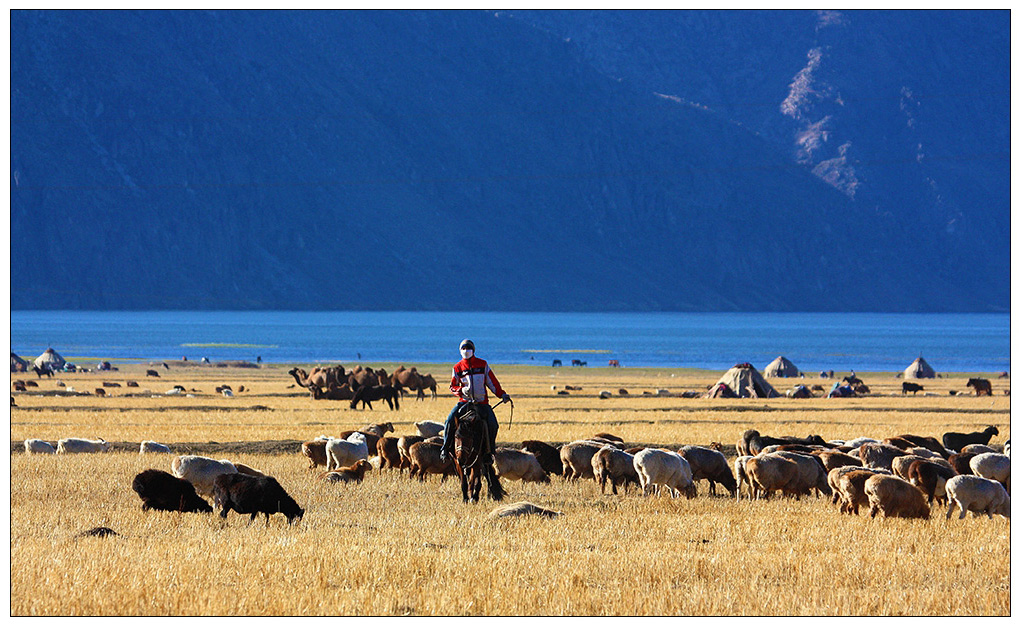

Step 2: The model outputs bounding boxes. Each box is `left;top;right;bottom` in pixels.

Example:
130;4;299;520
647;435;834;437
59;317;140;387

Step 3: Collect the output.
439;339;511;462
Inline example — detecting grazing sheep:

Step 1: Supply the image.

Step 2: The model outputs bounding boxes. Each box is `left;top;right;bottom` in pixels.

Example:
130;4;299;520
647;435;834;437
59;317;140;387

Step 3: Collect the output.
907;459;957;505
325;432;369;471
744;454;798;500
633;448;697;499
234;462;265;477
758;443;824;456
398;435;426;469
591;446;639;494
140;441;171;454
520;440;563;476
598;390;611;399
864;474;931;519
858;442;907;471
948;452;978;476
301;440;328;469
904;447;941;460
493;448;550;483
678;445;737;496
559;441;604;481
970;453;1010;492
942;426;999;453
773;451;832;498
376;436;404;471
213;473;304;525
891;454;929;479
321;459;373;484
836;469;883;515
813;450;862;473
488;501;560;519
945;475;1011;520
407;440;456;481
24;439;56;454
882;437;918;451
843;437;880;449
733;455;755;501
415;420;445;438
132;469;212;513
960;444;996;456
592;433;624;444
56;438;110;454
896;434;951;458
171;455;238;497
741;429;827;456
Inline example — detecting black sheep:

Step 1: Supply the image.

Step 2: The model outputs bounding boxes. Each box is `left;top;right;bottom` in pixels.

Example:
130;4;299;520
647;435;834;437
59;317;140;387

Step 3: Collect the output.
132;469;212;513
520;440;563;476
943;426;999;453
213;473;304;525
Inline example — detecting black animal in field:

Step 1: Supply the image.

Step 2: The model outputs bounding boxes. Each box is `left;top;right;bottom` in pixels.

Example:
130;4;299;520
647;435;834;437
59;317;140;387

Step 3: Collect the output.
132;469;212;513
902;382;924;395
213;473;304;525
966;378;992;396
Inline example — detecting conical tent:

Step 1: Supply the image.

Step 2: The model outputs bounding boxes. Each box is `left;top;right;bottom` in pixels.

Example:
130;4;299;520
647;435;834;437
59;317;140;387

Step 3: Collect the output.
705;363;780;398
10;352;28;372
903;356;935;379
34;348;66;371
764;356;800;378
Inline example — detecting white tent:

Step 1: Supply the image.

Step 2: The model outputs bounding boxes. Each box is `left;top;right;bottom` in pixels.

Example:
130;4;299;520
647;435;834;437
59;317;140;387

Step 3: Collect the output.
34;348;66;371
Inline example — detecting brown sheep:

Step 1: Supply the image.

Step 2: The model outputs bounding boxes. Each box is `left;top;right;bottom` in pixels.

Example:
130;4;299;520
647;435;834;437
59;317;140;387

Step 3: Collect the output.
836;469;882;515
493;449;550;483
858;442;908;470
907;459;957;506
896;434;950;458
301;440;328;469
948;452;978;475
592;446;639;494
408;441;455;481
813;449;862;473
891;454;929;479
678;445;737;496
882;436;918;451
520;440;563;476
773;451;832;499
592;433;624;444
864;474;931;519
744;455;799;500
398;435;426;469
376;436;404;471
559;441;603;481
321;459;373;484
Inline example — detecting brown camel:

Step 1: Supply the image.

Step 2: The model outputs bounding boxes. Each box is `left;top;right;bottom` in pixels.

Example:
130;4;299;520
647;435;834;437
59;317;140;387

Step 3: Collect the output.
288;366;346;389
307;382;356;401
391;366;429;400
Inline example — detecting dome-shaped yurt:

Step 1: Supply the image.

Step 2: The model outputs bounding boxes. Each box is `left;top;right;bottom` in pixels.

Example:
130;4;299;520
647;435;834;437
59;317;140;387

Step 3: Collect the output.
705;363;780;398
11;352;28;372
903;356;936;379
764;356;801;378
34;348;66;372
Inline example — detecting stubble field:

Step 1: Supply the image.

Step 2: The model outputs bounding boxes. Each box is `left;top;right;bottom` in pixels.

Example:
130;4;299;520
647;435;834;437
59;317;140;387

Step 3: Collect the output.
9;363;1011;616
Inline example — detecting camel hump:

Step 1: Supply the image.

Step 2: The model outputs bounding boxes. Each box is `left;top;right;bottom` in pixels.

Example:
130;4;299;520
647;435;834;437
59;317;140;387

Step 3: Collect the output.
410;367;418;373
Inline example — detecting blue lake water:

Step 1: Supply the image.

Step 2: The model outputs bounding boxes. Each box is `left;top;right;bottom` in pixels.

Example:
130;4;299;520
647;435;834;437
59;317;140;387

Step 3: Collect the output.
8;310;1011;373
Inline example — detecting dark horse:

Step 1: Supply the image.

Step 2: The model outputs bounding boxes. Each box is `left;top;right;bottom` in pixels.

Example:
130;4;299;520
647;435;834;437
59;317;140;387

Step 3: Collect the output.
349;384;401;410
451;402;505;503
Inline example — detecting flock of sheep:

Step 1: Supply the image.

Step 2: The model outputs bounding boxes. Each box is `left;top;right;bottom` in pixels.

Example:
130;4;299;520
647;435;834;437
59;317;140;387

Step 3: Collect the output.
21;420;1010;523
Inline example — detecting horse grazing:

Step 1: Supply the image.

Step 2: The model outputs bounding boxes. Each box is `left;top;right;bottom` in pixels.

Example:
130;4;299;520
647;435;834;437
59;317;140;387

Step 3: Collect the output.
349;385;400;410
452;403;505;504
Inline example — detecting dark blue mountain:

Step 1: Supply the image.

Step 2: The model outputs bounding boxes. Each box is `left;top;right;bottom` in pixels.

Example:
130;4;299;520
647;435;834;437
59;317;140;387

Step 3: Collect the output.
10;10;1009;311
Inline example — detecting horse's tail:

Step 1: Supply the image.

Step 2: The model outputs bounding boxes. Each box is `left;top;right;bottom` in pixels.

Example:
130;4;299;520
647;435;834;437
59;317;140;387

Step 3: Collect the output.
393;387;400;411
486;465;505;501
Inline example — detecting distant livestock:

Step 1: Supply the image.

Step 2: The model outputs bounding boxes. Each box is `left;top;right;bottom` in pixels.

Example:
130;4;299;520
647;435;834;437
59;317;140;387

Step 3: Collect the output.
945;475;1010;520
902;382;924;395
213;473;304;525
132;469;212;513
146;369;160;377
633;448;697;499
57;438;109;454
171;455;238;497
966;378;992;396
943;426;999;452
24;439;56;454
140;441;171;454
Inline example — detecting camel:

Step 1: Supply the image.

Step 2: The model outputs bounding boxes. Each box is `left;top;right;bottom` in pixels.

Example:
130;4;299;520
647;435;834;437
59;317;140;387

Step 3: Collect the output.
391;366;433;400
419;374;438;400
348;366;384;390
288;366;346;389
307;382;356;401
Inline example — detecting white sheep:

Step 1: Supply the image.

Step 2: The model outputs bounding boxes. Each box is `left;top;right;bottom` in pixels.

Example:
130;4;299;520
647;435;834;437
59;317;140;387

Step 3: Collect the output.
140;440;171;454
493;448;550;483
970;452;1010;492
24;439;56;454
733;455;755;501
945;475;1010;519
325;432;369;471
56;438;109;454
843;437;879;449
171;455;237;497
414;420;445;438
960;444;996;456
633;448;696;498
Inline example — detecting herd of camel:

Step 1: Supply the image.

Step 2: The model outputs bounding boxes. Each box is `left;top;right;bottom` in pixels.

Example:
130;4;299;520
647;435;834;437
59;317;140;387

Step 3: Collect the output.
288;365;438;408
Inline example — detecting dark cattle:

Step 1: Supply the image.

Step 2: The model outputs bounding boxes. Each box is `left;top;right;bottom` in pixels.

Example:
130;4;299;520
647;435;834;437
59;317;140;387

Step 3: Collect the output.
94;388;107;397
552;359;562;367
896;434;951;458
12;381;26;392
571;359;587;366
966;378;992;396
902;382;923;395
608;360;620;367
25;380;38;387
126;381;139;387
998;371;1009;378
102;382;121;387
213;473;304;525
33;365;54;378
349;385;400;411
146;369;160;377
943;426;999;453
132;469;213;513
520;440;563;476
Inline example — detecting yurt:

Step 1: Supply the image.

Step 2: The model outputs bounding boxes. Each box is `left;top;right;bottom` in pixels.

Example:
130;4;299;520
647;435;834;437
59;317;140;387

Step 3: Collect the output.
903;356;936;379
34;348;66;371
10;352;28;372
705;363;779;398
764;356;801;378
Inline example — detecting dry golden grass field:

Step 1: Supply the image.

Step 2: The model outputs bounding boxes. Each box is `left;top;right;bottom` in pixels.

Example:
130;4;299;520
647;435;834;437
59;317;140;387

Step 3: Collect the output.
9;363;1011;616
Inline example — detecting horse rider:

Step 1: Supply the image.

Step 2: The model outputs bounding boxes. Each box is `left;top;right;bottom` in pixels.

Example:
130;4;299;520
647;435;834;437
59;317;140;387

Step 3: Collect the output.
439;339;511;463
